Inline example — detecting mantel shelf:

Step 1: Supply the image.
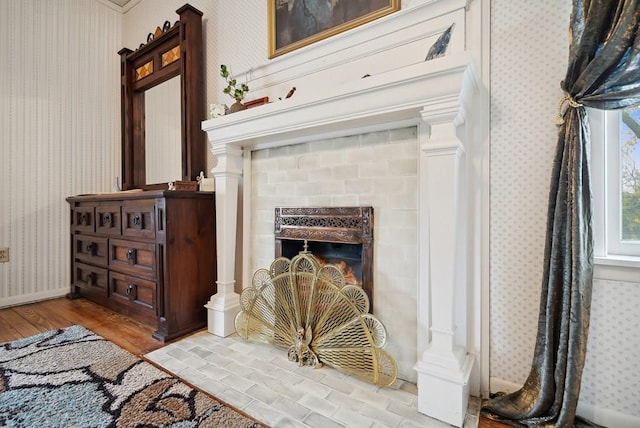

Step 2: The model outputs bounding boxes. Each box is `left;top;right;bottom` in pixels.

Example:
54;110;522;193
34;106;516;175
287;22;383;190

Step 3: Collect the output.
202;53;475;151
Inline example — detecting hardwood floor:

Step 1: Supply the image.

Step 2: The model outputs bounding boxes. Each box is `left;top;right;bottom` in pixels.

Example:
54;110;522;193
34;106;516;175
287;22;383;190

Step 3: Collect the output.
1;297;508;428
0;297;172;356
479;417;512;428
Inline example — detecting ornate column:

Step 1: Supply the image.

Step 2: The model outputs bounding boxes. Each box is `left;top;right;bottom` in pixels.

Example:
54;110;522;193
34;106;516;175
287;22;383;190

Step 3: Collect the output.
205;144;242;337
415;101;474;427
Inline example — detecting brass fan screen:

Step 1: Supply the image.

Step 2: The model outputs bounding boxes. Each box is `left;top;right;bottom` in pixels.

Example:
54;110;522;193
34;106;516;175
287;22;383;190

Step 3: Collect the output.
235;251;397;387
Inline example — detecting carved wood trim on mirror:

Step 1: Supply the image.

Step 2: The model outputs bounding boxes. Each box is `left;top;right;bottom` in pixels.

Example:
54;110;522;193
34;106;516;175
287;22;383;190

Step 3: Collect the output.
118;4;205;190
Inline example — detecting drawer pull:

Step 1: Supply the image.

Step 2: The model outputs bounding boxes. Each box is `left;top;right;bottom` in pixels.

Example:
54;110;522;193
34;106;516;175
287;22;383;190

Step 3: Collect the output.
132;214;142;226
126;248;136;264
85;272;96;286
126;284;133;296
85;242;97;255
103;213;112;225
79;212;88;225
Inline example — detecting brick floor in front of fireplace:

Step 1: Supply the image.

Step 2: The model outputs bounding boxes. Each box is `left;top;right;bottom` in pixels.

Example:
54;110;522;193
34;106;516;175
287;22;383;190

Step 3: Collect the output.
145;330;480;428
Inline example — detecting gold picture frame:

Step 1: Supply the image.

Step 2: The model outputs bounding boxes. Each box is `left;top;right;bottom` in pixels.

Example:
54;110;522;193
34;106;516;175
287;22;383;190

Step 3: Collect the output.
268;0;400;59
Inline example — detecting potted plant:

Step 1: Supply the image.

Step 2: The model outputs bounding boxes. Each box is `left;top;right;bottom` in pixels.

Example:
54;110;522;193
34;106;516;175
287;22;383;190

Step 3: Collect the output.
220;64;249;113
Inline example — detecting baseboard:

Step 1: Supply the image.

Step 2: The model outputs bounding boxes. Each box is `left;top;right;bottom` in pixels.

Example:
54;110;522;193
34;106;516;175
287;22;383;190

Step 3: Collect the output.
490;377;640;428
0;288;69;309
489;377;520;395
576;402;640;428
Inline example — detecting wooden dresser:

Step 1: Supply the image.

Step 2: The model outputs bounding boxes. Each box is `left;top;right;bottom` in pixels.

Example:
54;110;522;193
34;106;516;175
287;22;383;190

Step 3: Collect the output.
66;190;216;341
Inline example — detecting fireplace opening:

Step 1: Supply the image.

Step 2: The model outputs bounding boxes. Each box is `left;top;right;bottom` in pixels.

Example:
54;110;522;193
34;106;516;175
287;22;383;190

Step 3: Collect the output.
280;241;363;287
274;206;373;312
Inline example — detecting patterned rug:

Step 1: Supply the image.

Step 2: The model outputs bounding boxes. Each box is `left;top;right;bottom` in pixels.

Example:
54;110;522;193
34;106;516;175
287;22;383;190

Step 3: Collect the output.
0;325;266;427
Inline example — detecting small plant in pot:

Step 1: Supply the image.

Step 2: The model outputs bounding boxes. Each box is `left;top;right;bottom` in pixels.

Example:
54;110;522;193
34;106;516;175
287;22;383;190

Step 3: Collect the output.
220;64;249;113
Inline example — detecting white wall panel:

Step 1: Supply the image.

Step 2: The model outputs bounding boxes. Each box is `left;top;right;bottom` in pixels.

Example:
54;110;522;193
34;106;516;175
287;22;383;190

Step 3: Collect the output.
0;0;121;307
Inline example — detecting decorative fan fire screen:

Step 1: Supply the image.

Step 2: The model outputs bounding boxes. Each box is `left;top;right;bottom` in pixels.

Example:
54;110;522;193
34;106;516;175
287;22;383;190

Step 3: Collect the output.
235;248;397;387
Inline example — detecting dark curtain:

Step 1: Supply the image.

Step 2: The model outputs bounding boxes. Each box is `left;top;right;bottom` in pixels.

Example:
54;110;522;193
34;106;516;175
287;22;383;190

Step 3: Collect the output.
482;1;640;427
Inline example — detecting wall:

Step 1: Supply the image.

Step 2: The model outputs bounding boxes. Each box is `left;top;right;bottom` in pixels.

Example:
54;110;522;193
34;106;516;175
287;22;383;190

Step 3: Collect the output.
490;1;640;425
0;0;121;307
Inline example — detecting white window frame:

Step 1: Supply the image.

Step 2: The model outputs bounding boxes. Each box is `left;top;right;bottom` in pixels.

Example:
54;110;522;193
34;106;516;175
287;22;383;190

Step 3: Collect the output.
589;108;640;282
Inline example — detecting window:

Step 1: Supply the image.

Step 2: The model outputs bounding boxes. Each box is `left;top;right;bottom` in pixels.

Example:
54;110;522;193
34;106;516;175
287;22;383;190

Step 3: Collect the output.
590;104;640;275
610;105;640;254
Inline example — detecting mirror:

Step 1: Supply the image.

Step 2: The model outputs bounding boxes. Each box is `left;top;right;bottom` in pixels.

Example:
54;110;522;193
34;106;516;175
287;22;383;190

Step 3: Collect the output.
119;4;205;190
145;76;182;184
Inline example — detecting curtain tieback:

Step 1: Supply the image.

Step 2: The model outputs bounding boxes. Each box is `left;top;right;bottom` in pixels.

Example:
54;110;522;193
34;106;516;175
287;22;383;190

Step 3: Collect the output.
556;93;583;125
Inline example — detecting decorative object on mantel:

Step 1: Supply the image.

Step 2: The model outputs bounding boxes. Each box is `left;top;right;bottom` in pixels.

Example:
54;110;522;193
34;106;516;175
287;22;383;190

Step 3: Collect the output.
220;64;249;113
244;97;270;109
268;0;400;58
278;87;297;101
112;176;121;192
209;103;227;119
229;102;246;113
425;23;455;61
235;246;397;387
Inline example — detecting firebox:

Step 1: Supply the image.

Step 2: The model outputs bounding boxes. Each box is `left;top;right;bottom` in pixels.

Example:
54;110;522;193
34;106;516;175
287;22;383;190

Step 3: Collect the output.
274;206;374;312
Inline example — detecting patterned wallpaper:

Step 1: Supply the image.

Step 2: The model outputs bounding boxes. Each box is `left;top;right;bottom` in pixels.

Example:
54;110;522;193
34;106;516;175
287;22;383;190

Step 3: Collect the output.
0;0;121;305
490;0;640;420
489;0;570;385
581;280;640;417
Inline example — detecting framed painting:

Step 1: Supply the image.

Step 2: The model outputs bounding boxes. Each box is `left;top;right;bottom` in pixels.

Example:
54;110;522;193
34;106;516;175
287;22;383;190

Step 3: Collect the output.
268;0;400;58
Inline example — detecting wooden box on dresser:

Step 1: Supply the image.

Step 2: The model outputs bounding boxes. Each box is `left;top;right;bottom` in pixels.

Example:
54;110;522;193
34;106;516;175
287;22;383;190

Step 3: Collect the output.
66;190;216;341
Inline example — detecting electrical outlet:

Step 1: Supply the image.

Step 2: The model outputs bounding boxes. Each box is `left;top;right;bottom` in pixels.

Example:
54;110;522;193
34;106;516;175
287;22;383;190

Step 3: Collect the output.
0;247;9;263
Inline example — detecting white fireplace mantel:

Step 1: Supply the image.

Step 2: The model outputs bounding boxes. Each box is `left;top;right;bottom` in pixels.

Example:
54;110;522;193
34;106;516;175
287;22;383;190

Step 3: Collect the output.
202;1;482;425
202;54;479;427
203;53;475;152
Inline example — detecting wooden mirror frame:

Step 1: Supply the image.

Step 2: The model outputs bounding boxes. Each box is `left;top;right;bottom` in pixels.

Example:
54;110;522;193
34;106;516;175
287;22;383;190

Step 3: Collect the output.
118;4;204;190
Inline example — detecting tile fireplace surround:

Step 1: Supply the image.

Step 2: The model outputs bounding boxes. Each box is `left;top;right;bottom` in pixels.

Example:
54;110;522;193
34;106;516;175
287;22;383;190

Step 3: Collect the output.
201;1;484;426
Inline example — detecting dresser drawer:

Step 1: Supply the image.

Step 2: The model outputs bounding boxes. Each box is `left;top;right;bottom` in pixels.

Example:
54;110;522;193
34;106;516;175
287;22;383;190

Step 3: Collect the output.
109;238;156;279
122;202;156;239
109;271;158;323
72;207;95;234
74;262;108;297
74;235;108;266
96;205;121;236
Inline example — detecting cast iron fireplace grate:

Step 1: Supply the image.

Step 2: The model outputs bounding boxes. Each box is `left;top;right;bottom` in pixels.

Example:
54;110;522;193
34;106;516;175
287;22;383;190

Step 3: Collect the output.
274;206;374;312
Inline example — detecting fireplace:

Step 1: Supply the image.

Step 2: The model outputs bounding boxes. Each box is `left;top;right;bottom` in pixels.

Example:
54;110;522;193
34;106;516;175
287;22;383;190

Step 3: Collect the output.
202;1;482;426
274;206;374;311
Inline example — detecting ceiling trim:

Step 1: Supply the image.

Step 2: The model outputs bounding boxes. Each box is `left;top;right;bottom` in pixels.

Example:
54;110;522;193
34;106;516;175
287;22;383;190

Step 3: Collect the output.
95;0;142;14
